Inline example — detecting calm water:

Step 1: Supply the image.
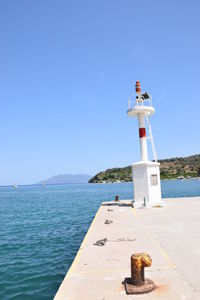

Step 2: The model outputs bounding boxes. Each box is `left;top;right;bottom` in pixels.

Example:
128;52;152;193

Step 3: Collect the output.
0;180;200;300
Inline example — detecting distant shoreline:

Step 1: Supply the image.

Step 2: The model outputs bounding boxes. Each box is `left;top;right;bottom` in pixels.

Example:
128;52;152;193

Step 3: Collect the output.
1;177;199;188
89;154;200;183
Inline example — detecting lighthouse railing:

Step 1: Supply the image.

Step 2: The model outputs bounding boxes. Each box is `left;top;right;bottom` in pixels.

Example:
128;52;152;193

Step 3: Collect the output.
128;97;152;109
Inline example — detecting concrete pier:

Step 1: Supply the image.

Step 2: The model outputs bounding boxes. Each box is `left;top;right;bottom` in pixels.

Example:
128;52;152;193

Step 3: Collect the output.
54;197;200;299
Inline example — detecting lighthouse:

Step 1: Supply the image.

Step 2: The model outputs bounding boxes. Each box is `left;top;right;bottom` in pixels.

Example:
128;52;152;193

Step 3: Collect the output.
127;81;162;207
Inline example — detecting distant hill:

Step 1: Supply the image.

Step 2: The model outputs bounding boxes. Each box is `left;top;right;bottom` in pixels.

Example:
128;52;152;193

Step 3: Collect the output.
37;174;92;185
89;154;200;183
89;166;132;184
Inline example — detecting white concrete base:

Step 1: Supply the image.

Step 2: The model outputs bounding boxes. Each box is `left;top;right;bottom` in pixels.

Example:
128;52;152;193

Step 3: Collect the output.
132;161;163;207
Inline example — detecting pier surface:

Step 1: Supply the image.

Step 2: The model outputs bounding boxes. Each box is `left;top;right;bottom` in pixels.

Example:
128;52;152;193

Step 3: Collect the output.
54;197;200;299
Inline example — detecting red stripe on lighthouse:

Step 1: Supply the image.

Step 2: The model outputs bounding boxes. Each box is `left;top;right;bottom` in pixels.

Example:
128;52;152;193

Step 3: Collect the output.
139;128;146;138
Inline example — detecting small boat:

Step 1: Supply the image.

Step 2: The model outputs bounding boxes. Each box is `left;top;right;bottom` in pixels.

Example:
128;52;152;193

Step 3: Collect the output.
14;184;18;188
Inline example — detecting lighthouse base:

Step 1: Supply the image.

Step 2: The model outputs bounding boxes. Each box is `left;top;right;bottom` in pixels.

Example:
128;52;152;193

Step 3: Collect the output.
132;161;163;208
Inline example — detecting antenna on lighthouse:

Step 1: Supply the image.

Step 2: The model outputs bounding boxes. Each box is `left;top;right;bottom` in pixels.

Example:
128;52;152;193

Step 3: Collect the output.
127;80;162;208
146;114;158;162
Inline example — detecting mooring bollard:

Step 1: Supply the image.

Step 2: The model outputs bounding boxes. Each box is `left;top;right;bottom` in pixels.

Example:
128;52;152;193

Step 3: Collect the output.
125;253;155;294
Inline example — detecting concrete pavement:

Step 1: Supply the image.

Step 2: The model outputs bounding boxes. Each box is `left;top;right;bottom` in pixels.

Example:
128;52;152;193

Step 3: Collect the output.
54;197;200;300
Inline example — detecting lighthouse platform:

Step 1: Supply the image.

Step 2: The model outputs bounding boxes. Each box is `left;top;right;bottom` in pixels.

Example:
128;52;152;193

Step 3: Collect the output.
127;105;155;117
54;197;200;300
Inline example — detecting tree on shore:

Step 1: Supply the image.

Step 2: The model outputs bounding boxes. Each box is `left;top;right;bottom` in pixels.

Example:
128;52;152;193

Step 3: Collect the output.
198;166;200;177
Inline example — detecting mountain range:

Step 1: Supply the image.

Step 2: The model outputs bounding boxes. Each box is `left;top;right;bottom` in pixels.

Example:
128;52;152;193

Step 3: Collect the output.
37;174;92;185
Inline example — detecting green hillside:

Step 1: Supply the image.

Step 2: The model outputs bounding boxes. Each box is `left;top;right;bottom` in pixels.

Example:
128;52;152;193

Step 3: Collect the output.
89;154;200;183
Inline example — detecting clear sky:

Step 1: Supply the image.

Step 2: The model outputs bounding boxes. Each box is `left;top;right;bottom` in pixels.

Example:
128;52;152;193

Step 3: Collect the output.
0;0;200;185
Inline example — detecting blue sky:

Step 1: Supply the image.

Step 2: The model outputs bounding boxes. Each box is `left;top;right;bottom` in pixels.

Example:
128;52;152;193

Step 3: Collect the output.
0;0;200;185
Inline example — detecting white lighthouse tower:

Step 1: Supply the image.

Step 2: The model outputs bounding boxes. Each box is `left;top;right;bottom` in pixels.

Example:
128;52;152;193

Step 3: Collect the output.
127;81;162;208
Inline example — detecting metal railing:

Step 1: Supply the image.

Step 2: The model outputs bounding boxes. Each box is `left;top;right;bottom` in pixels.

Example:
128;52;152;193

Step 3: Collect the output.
128;97;152;110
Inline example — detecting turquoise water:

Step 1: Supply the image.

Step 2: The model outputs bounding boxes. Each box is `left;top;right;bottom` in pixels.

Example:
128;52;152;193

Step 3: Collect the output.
0;180;200;300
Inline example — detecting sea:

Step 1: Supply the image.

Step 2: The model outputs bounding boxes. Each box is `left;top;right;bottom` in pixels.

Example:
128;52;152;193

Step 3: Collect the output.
0;179;200;300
